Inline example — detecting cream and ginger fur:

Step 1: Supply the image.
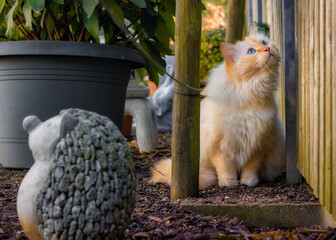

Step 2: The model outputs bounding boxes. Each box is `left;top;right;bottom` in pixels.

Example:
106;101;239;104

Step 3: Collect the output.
151;29;285;189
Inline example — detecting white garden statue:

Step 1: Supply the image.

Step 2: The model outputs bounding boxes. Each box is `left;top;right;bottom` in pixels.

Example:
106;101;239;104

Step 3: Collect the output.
152;55;175;132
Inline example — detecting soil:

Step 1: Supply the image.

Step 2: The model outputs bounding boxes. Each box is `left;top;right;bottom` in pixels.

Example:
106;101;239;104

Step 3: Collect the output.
1;132;336;240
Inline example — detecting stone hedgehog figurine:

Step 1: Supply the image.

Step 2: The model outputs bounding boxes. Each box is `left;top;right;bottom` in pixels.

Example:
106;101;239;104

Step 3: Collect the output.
17;109;136;240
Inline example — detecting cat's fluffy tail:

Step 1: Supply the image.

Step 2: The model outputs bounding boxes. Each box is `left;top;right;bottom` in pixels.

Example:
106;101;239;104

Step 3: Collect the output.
149;159;217;190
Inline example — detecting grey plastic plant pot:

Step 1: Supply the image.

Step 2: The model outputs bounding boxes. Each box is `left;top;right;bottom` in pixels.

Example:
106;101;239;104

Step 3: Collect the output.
0;41;145;169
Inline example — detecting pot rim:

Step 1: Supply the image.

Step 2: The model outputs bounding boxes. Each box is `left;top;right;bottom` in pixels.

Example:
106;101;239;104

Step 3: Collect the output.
0;41;145;69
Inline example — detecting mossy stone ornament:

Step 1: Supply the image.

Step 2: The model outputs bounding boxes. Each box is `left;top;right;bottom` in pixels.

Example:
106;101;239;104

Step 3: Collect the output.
17;109;136;240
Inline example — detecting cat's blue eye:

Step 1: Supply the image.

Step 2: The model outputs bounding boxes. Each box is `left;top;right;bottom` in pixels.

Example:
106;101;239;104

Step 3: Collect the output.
247;49;256;55
262;40;268;46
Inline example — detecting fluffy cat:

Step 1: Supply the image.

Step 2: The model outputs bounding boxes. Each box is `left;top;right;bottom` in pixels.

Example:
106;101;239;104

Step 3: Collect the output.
150;28;285;189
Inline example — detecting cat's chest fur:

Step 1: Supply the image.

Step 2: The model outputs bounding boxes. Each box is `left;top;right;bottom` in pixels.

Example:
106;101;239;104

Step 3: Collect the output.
201;99;275;166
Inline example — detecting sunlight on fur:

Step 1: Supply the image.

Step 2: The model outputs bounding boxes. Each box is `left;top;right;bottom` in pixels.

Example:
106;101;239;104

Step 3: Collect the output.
150;26;285;190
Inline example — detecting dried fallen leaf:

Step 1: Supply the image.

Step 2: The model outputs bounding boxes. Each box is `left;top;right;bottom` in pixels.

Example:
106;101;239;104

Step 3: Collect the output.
133;231;149;238
148;215;163;223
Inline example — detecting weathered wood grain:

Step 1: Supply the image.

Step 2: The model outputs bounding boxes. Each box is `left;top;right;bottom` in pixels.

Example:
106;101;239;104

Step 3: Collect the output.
225;0;246;44
318;0;326;206
331;0;336;218
283;0;302;184
324;0;332;214
171;0;202;199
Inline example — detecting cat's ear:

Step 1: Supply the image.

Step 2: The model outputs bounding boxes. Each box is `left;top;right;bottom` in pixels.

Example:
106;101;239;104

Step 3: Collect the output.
220;43;236;64
248;24;257;36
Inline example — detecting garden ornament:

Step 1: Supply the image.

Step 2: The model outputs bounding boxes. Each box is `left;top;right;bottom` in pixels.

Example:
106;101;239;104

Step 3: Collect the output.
152;55;175;132
125;71;158;152
17;109;135;240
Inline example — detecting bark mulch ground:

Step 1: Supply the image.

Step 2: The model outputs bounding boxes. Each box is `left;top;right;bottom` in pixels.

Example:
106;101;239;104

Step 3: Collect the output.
1;132;336;240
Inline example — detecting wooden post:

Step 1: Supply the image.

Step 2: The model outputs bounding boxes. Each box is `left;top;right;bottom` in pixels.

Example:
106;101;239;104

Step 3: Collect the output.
251;0;259;24
283;0;302;184
257;0;262;23
331;0;336;218
248;0;253;26
245;0;251;33
225;0;246;44
171;0;202;199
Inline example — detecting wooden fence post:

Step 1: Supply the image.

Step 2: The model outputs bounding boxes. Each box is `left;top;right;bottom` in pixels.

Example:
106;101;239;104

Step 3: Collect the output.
283;0;302;184
257;0;263;23
225;0;246;43
171;0;202;199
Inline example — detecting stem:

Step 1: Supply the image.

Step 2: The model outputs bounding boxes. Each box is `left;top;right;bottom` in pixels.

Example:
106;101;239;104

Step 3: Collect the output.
45;7;61;40
77;27;86;42
107;16;140;44
18;25;33;40
68;33;73;41
64;0;82;29
17;13;38;40
44;17;54;40
14;16;34;40
46;6;61;33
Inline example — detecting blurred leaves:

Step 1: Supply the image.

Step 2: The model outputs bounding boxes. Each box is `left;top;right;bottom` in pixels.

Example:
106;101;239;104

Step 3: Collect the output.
27;0;44;11
0;0;176;83
82;0;99;18
200;29;226;80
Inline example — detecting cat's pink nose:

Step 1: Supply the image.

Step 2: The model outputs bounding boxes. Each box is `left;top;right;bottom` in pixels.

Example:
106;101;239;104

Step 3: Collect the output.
264;47;270;52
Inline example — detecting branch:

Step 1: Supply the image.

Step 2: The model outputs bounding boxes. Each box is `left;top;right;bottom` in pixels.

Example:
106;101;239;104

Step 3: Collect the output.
44;17;53;40
46;6;61;34
18;25;33;40
100;0;201;93
14;16;34;40
107;16;140;44
17;13;38;40
64;0;82;30
77;26;86;42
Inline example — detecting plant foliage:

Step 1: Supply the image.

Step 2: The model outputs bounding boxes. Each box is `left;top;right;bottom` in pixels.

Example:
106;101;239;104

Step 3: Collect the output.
254;21;270;37
200;28;225;80
0;0;175;84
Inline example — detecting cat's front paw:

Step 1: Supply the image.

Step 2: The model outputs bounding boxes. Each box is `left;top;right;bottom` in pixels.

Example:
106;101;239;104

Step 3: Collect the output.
240;177;259;187
218;178;239;187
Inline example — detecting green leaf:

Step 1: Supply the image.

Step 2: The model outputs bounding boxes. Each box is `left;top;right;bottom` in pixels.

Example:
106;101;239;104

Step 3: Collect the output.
53;0;64;4
0;0;5;15
145;61;160;85
164;0;176;15
155;18;170;46
135;68;147;80
74;0;80;21
140;39;166;71
140;9;157;38
5;0;19;38
159;10;174;39
27;0;45;11
201;3;206;11
103;23;113;44
82;0;98;18
130;0;146;8
46;14;55;37
152;40;174;56
82;8;99;40
145;3;156;16
23;1;32;30
101;0;124;30
40;8;46;28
